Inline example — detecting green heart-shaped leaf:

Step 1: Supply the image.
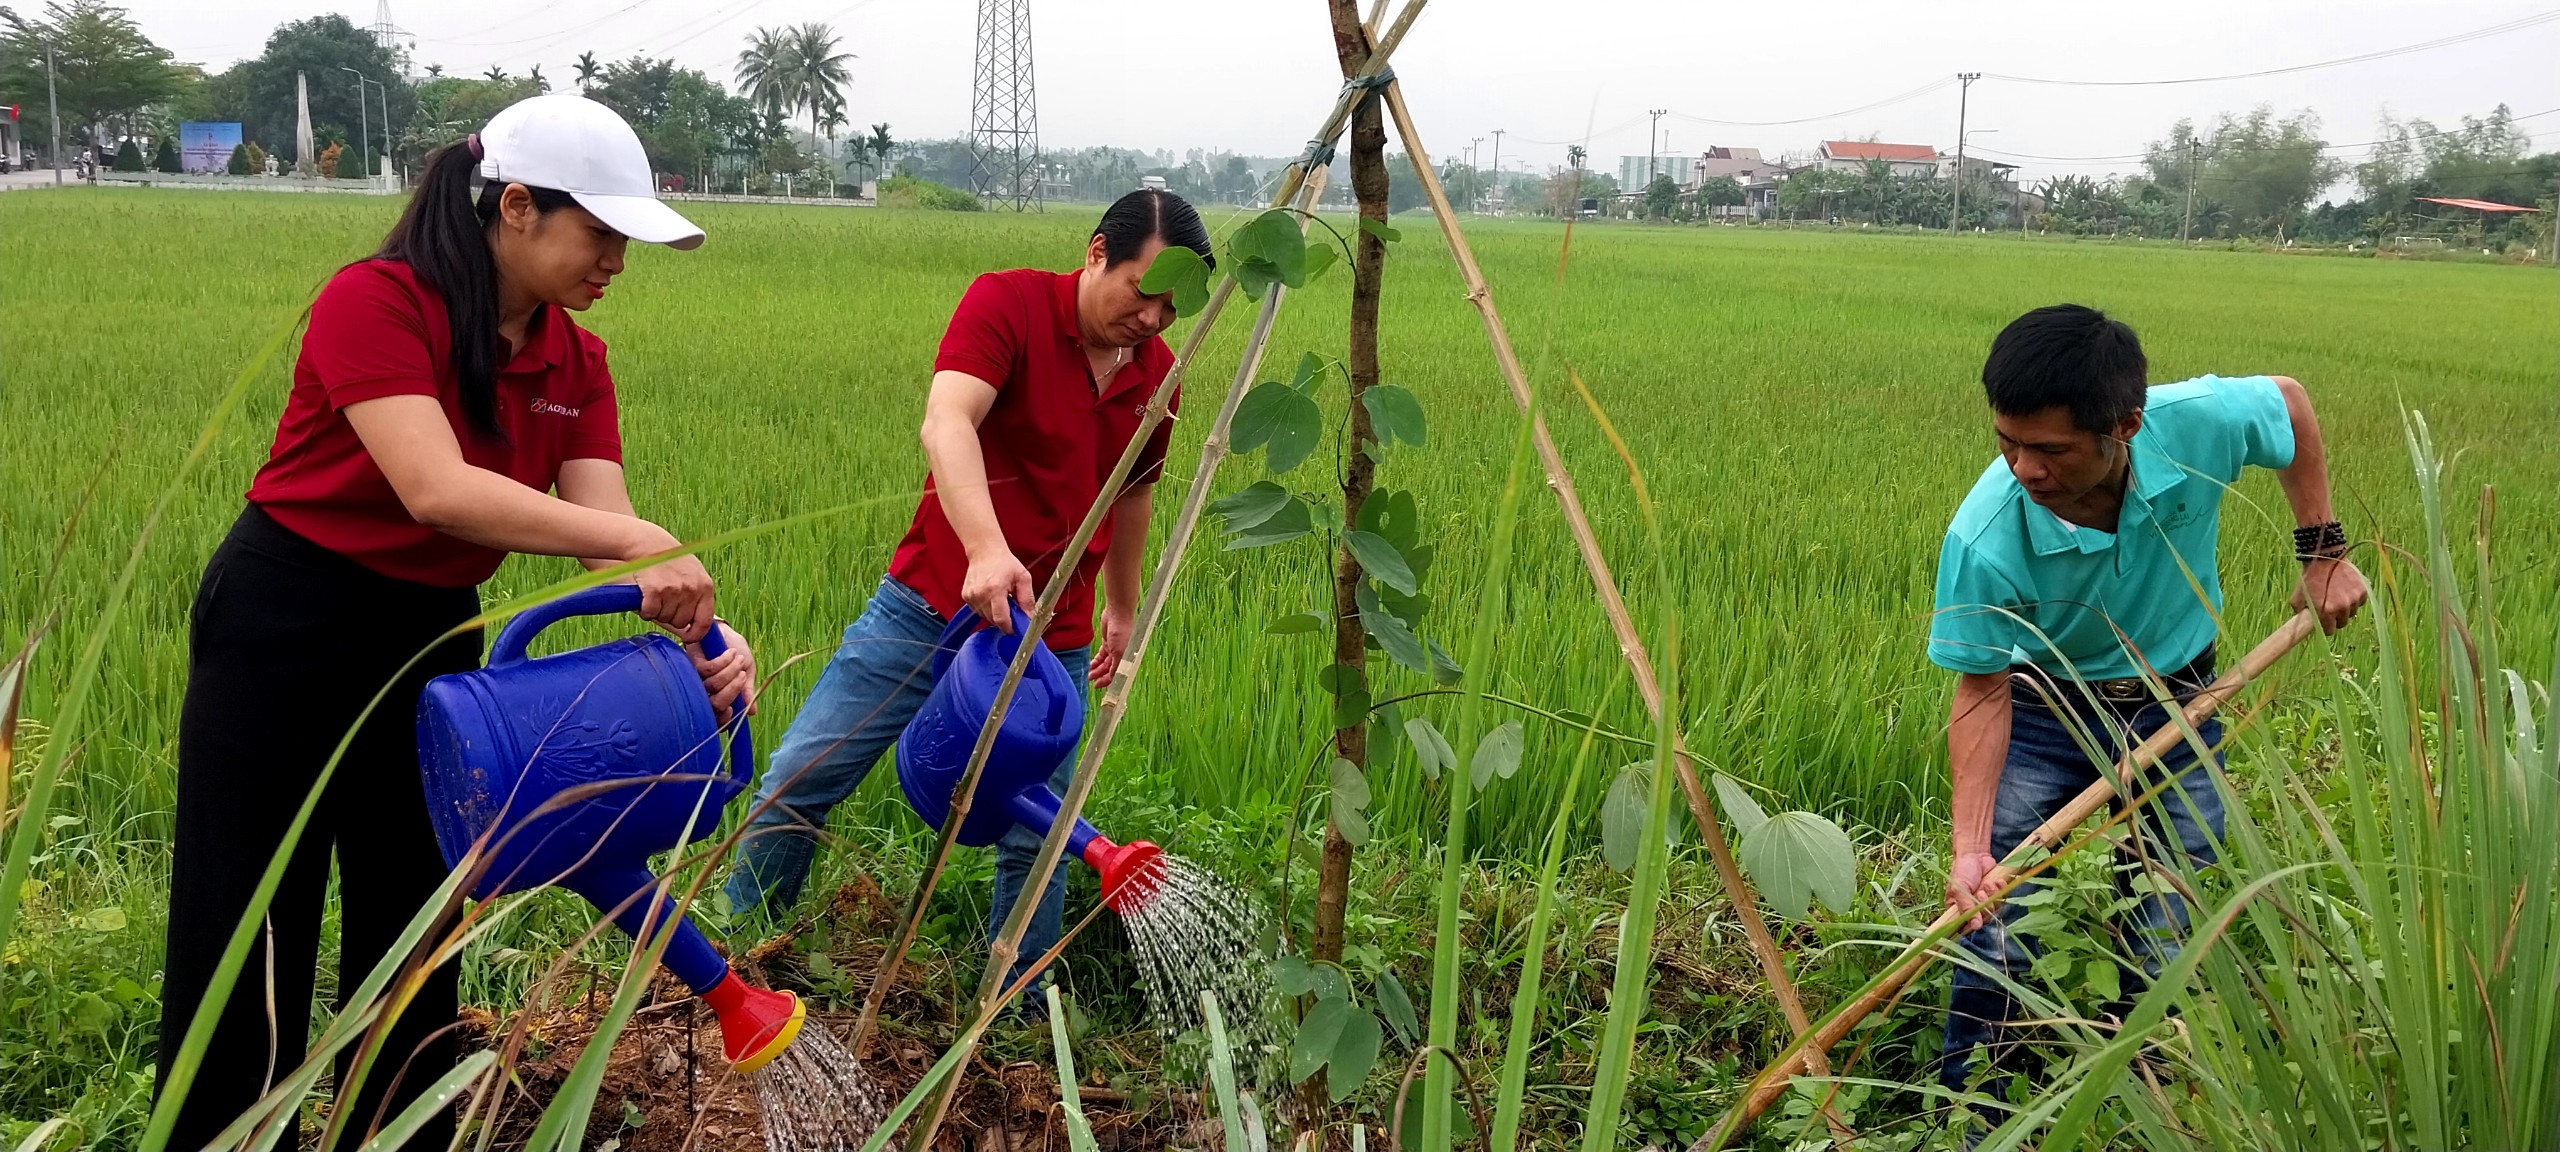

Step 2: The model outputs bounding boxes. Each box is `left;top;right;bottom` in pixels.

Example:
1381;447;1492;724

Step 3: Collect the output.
1469;721;1523;789
1712;772;1770;840
1361;384;1426;448
1403;715;1453;781
1344;530;1418;595
1209;480;1293;532
1602;762;1653;874
1739;810;1857;919
1137;244;1211;315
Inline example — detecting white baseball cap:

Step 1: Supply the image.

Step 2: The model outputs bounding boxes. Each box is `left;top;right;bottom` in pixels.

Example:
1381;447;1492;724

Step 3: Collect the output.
478;93;705;250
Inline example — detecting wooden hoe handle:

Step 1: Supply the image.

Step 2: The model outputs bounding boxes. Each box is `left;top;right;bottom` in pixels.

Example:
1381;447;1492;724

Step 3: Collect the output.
1713;610;2322;1143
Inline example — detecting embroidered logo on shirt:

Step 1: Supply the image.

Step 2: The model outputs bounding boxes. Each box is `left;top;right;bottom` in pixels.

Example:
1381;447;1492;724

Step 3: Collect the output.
2156;500;2201;531
528;398;582;418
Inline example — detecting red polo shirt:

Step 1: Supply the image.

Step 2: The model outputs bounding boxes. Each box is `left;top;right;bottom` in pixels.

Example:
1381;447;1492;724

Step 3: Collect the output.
888;268;1178;650
246;259;623;588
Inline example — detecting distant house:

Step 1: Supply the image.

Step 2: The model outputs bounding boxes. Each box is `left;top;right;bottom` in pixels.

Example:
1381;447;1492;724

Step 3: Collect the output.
1816;140;1940;179
0;105;18;171
1689;145;1780;219
1138;174;1168;191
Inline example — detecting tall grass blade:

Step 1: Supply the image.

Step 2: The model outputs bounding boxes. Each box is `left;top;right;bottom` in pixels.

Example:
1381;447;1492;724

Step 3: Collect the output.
1204;990;1252;1152
1421;381;1540;1149
355;1051;495;1152
1489;670;1623;1152
1045;987;1102;1152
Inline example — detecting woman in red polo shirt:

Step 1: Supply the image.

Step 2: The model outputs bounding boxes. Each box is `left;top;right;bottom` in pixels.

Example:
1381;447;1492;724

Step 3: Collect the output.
720;189;1212;1007
154;94;752;1148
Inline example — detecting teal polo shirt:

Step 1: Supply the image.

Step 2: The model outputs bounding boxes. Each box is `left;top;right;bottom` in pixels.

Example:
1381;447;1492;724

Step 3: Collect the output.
1928;375;2296;681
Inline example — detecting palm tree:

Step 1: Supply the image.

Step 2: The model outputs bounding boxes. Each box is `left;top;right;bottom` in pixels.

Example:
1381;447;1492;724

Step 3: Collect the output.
424;62;444;78
868;123;893;174
483;65;509;83
784;23;854;151
574;51;601;92
816;96;847;194
528;64;549;93
735;27;796;126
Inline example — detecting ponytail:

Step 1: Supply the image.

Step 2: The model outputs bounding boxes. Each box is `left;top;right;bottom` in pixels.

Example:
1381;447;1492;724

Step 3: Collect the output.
373;137;576;439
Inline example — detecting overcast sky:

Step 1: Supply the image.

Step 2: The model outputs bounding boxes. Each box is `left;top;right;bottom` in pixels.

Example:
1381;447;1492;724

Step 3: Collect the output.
140;0;2560;186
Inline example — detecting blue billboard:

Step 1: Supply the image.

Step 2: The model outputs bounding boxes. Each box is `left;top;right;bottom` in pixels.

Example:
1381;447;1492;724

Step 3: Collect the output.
179;121;242;174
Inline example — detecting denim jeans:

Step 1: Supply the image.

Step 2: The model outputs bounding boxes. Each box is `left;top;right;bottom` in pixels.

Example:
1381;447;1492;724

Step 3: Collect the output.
1939;670;2225;1093
722;575;1088;998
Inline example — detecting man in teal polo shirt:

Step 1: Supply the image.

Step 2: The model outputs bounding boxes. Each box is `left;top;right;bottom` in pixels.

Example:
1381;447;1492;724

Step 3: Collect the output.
1928;304;2367;1096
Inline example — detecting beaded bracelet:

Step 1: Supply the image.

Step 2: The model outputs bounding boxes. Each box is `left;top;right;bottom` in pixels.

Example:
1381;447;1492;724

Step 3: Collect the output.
2293;520;2347;562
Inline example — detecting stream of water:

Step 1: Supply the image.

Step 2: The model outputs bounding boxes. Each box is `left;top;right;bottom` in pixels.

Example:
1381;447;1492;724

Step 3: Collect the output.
1116;853;1285;1098
751;1021;889;1152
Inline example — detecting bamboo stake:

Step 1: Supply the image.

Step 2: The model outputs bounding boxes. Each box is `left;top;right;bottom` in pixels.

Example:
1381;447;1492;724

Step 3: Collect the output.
893;15;1429;1144
1354;24;1853;1134
1708;609;2322;1146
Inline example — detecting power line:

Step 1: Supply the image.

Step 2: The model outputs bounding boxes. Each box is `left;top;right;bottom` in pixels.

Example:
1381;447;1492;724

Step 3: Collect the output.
415;0;662;49
1666;76;1957;128
1986;7;2560;87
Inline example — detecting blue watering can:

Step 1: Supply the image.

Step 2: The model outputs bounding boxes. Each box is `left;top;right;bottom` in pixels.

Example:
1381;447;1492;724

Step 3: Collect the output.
893;604;1164;911
415;584;803;1070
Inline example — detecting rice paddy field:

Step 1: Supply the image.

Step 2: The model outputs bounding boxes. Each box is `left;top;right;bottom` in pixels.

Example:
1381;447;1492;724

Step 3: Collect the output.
1;188;2554;1148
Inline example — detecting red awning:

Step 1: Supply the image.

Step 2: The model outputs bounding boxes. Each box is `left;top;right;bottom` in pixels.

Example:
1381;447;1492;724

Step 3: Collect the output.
2416;196;2542;213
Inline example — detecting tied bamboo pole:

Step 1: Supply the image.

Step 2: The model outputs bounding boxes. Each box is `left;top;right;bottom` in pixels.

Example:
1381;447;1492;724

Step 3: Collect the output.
1708;609;2322;1146
1352;20;1852;1132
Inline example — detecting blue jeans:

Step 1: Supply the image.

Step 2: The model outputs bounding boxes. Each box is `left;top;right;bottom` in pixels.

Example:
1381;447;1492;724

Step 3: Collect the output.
722;576;1088;998
1939;672;2225;1093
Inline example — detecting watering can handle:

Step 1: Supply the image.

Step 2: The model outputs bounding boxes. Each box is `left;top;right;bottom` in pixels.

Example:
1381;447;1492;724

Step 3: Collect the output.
486;584;753;778
491;585;742;665
931;601;1035;668
932;602;1069;730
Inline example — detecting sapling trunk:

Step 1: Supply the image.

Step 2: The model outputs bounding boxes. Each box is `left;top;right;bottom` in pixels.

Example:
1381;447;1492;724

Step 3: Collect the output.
1311;0;1392;1126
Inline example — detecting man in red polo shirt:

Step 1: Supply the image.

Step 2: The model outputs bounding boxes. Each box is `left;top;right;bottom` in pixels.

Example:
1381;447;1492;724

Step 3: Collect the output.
724;189;1213;994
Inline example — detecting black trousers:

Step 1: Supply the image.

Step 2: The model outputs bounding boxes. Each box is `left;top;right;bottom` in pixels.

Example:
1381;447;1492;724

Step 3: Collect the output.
156;505;481;1151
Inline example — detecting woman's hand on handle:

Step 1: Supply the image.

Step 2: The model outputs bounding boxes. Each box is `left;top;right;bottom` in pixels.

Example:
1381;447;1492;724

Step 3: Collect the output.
689;622;755;724
631;531;716;643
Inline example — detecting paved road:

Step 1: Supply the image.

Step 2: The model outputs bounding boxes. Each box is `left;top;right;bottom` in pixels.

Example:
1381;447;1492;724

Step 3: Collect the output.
0;168;79;191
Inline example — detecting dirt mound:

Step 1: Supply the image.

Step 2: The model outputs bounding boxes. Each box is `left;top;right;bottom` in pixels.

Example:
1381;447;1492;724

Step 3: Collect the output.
472;878;1187;1150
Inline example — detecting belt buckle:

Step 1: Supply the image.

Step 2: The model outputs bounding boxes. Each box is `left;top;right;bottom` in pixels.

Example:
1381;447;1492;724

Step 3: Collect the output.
2099;679;2144;702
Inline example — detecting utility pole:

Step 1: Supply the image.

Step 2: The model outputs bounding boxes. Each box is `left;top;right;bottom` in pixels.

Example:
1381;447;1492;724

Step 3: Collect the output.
1648;107;1667;187
1488;127;1503;213
340;67;369;181
1467;135;1482;209
44;44;59;185
1950;72;1979;235
2181;137;2200;244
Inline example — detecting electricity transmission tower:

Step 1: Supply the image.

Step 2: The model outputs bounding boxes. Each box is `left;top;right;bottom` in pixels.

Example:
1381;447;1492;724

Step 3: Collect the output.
370;1;416;77
967;0;1041;212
